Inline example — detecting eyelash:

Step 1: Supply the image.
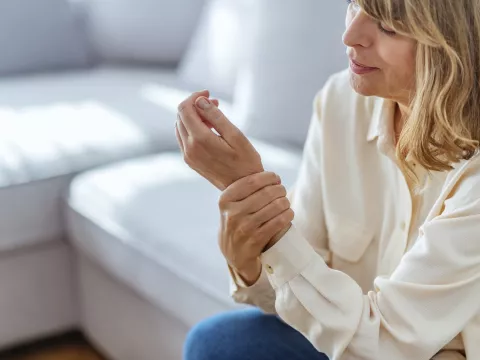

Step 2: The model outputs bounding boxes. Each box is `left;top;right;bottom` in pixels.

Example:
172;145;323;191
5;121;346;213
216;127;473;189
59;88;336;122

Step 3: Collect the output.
346;0;397;36
378;23;397;36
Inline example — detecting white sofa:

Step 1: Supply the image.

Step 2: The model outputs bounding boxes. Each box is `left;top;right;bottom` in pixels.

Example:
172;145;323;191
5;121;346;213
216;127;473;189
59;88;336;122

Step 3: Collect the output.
0;1;347;359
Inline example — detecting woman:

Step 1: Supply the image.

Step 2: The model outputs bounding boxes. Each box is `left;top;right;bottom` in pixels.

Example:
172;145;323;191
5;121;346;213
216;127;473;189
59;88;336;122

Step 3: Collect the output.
175;0;480;359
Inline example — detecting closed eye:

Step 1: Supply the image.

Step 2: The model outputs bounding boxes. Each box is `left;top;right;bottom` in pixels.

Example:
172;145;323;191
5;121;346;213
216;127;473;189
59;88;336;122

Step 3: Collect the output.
378;22;397;36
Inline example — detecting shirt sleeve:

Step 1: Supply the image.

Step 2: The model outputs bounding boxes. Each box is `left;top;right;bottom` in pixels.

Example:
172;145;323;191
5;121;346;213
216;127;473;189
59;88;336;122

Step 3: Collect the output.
260;174;480;360
229;92;331;312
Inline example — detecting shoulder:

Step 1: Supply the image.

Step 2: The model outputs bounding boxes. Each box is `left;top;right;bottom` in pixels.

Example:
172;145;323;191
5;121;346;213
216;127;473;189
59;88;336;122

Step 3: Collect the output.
442;152;480;214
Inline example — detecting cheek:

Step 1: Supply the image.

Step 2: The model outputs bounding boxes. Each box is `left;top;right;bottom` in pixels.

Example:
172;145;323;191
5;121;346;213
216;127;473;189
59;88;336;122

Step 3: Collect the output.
379;41;416;84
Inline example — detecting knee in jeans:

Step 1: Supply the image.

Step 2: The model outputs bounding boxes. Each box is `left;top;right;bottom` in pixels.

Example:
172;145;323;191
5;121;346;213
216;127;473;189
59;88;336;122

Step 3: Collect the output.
184;319;219;360
183;309;272;360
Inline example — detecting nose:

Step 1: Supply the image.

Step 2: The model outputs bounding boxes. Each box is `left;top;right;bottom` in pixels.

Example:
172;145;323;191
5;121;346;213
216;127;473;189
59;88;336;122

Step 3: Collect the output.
342;8;374;49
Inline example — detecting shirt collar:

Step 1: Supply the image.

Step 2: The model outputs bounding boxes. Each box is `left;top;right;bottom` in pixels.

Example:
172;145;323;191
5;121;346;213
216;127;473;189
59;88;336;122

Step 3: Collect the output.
366;97;398;163
366;97;396;143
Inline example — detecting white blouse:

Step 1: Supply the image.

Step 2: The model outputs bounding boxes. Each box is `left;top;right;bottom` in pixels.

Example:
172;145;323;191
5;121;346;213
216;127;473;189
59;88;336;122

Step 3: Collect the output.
230;70;480;360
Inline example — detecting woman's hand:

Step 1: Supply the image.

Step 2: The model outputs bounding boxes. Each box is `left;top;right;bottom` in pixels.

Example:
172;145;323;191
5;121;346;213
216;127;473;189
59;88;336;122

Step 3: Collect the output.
176;90;264;190
218;172;294;285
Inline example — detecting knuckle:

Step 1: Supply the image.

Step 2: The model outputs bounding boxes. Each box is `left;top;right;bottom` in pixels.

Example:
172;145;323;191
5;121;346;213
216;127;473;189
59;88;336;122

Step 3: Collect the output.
229;150;240;163
265;185;279;198
246;175;259;188
177;101;187;112
231;127;244;140
224;212;237;228
271;197;283;209
284;208;295;222
211;109;223;120
266;171;278;182
194;90;208;97
272;215;285;228
218;195;230;210
272;210;292;228
275;197;290;210
225;208;237;221
189;135;202;147
187;138;203;153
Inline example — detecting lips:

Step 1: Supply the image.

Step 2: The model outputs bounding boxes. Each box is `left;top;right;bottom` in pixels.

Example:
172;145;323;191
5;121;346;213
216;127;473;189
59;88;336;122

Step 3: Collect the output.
349;58;378;75
351;58;376;69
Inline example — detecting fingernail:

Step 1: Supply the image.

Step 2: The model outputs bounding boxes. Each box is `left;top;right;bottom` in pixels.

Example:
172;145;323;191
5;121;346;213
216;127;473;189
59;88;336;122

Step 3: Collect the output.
197;98;211;110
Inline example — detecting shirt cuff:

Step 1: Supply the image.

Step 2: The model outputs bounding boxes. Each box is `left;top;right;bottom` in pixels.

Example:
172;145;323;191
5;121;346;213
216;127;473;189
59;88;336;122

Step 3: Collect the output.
260;224;320;289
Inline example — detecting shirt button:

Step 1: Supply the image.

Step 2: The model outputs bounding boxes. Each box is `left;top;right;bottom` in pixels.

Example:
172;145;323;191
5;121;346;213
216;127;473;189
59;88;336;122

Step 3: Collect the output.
400;221;407;231
265;264;274;274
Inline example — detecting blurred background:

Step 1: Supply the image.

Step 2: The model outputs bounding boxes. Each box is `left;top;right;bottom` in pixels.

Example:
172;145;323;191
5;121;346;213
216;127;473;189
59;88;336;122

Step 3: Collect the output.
0;0;346;359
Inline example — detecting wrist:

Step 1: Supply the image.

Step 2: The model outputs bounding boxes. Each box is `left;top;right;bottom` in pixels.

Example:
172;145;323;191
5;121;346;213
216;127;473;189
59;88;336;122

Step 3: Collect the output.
235;259;262;286
263;223;292;252
229;165;265;188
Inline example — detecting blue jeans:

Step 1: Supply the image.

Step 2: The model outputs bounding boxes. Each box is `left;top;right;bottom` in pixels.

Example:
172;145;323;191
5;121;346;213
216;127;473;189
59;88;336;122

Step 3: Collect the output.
184;308;329;360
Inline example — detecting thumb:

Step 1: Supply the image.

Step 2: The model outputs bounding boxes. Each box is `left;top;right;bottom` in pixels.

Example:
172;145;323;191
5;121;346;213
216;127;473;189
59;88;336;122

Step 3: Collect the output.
195;97;243;145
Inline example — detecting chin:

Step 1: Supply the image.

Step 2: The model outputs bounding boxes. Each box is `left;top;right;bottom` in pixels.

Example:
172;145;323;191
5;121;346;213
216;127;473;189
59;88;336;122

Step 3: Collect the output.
349;72;380;97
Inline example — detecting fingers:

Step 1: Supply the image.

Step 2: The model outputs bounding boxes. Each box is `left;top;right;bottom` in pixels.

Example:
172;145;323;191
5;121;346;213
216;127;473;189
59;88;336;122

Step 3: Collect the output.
175;123;184;153
241;184;288;214
248;196;291;228
195;96;244;146
255;209;294;243
211;99;220;107
220;172;280;205
177;90;211;135
175;114;189;150
177;90;209;113
235;190;290;235
203;118;215;130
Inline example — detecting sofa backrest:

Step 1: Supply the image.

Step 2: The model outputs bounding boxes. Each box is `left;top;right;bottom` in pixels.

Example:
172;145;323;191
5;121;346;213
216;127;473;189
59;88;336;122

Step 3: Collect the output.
234;1;349;148
178;0;349;147
177;0;252;100
82;0;206;66
0;0;93;76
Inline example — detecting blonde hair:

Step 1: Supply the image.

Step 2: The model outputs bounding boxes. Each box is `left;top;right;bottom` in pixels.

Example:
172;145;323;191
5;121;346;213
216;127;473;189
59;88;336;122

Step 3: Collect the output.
356;0;480;179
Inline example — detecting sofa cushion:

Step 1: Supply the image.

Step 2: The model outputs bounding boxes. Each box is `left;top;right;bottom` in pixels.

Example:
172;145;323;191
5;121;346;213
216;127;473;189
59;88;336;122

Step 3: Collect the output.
0;66;210;253
178;0;253;99
234;0;348;147
0;0;92;76
66;143;302;327
84;0;206;65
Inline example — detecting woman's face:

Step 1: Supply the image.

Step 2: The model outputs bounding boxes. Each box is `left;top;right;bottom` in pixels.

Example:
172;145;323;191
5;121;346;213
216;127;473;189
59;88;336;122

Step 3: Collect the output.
343;1;417;105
